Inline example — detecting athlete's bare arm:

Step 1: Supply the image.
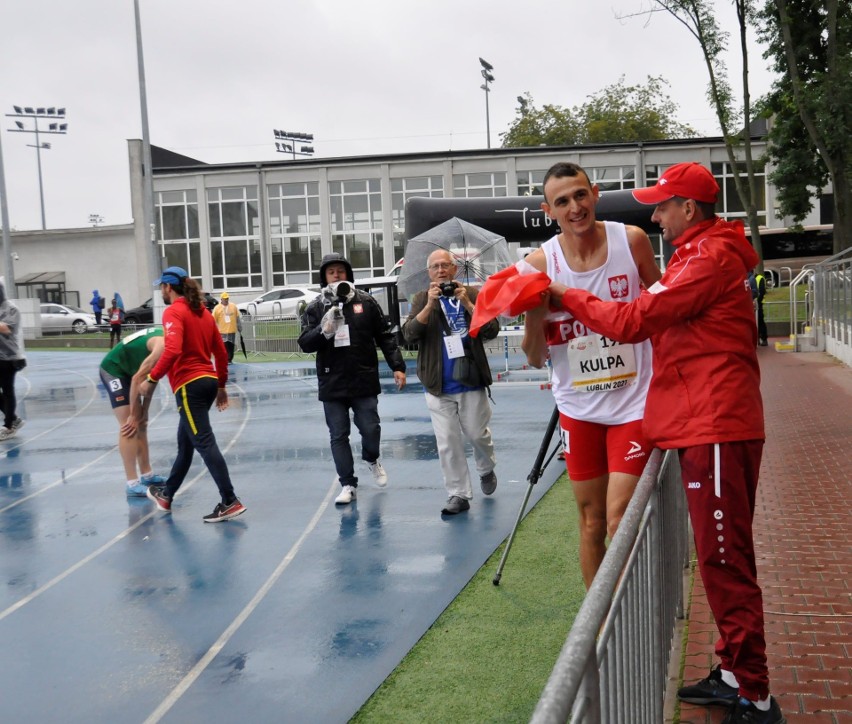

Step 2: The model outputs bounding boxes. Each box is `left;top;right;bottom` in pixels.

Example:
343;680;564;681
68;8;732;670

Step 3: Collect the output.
626;226;662;289
521;248;551;368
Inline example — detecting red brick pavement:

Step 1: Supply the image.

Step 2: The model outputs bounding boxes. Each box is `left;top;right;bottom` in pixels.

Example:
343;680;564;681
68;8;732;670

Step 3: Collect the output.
668;348;852;724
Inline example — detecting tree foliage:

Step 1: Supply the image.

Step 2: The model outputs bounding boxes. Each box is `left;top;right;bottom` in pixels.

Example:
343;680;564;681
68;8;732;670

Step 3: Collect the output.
628;1;766;265
757;0;852;253
500;77;696;148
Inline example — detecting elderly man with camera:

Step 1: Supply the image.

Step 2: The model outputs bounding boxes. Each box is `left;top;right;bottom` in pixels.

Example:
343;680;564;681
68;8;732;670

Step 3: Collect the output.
298;253;407;505
403;249;499;516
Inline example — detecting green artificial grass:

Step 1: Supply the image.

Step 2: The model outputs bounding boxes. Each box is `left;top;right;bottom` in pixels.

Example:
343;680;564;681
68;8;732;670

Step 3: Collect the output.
352;476;586;724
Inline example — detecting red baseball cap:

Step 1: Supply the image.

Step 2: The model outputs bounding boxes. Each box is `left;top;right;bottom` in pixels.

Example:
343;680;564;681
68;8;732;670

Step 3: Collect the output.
632;162;719;205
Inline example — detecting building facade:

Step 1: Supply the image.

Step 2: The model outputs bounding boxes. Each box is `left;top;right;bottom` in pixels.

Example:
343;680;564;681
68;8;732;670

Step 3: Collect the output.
129;134;815;306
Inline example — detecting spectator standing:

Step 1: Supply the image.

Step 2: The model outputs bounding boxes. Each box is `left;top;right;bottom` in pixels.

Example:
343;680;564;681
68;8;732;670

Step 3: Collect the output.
298;253;406;506
0;279;26;441
108;299;124;348
139;266;246;522
90;289;105;325
521;161;660;587
402;249;499;516
212;292;242;363
755;271;768;346
550;163;783;724
99;327;167;496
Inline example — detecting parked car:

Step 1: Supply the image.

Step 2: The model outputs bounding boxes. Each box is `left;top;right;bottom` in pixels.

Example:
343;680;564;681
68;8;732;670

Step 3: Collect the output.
39;303;98;334
237;285;321;318
124;293;217;325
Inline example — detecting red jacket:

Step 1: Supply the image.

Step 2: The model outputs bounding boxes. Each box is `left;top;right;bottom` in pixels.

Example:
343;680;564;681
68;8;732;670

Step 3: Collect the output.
560;217;763;449
149;297;228;393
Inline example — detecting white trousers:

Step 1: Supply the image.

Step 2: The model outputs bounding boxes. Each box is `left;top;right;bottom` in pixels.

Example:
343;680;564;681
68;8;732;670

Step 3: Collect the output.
425;389;496;500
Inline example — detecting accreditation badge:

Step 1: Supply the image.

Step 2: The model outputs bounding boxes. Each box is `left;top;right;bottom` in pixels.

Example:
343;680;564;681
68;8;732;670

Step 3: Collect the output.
567;334;637;392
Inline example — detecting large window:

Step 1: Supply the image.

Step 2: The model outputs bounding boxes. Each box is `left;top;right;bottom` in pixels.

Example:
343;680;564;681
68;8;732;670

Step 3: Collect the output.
452;171;507;198
587;166;636;192
711;161;767;225
391;176;444;264
207;186;261;289
517;170;547;197
268;182;321;286
329;179;384;275
155;190;201;277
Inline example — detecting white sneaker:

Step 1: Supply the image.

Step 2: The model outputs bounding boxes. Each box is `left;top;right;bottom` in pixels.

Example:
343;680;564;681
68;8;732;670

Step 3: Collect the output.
0;427;14;441
335;484;357;505
367;460;388;488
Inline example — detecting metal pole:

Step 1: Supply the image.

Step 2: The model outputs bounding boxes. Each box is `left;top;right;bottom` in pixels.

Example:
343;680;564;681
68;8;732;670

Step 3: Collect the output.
134;0;161;281
0;132;16;289
33;119;46;230
485;84;491;149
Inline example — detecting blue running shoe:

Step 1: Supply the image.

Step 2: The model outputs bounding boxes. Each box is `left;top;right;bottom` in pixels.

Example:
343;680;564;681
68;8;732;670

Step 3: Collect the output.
126;482;149;497
140;473;167;485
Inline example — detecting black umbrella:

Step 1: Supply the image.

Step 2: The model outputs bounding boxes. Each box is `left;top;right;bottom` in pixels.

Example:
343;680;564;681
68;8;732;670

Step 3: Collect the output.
398;217;513;300
239;332;248;360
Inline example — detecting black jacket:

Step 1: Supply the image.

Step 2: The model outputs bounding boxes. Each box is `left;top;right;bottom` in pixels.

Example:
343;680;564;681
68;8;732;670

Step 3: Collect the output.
298;289;406;401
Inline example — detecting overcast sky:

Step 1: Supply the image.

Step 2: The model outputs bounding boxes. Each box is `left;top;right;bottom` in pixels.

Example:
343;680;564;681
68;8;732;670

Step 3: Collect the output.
1;0;776;231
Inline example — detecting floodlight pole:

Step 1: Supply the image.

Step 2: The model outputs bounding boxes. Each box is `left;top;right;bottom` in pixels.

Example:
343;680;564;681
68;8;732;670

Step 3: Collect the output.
0;132;15;288
273;130;315;160
134;0;161;282
5;107;68;230
478;58;495;149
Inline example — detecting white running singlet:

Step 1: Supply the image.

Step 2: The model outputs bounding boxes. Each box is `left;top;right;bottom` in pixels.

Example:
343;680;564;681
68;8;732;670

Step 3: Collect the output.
543;221;653;425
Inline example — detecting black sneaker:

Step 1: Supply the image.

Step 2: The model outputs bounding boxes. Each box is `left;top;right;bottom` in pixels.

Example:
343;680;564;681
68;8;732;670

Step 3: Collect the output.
678;665;739;706
721;696;785;724
146;485;172;513
203;499;246;523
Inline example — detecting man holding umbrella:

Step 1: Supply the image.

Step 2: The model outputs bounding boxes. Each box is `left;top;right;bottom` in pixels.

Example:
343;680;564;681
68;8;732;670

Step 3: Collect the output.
403;249;500;516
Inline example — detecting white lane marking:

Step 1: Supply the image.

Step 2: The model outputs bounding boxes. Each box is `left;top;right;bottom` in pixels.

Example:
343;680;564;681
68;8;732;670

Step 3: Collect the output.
0;376;171;513
143;478;338;724
0;381;252;620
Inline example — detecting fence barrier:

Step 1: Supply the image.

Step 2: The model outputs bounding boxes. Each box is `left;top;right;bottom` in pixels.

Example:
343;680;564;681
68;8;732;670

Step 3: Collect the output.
531;449;689;723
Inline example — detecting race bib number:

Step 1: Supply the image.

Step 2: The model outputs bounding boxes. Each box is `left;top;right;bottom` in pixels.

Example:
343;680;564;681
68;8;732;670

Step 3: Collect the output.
567;334;637;392
443;334;465;359
108;379;124;392
333;323;351;347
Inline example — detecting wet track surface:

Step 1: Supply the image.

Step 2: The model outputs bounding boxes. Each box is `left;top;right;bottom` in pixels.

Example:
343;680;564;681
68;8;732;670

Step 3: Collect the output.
0;352;561;723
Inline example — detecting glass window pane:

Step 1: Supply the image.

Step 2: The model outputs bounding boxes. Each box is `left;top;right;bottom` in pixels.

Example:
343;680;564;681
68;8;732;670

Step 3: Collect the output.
222;188;244;201
281;198;306;233
224;239;248;274
222;202;246;236
208;204;221;237
187;206;198;238
186;190;197;203
162;191;184;204
161;206;186;240
349;233;372;269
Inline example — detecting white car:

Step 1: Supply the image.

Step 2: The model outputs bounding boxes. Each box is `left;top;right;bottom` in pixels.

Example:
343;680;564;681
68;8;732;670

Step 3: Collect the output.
39;303;98;334
237;285;321;318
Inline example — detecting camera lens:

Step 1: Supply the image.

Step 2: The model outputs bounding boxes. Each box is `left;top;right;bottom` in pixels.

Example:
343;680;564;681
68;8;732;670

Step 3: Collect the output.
440;282;456;297
336;282;352;298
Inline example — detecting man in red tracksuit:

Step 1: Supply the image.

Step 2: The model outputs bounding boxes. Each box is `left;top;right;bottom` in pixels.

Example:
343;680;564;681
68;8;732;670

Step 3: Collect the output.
545;163;784;724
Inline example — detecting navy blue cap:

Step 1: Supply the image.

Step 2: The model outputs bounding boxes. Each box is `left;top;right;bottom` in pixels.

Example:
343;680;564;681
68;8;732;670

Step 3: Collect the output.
153;266;189;287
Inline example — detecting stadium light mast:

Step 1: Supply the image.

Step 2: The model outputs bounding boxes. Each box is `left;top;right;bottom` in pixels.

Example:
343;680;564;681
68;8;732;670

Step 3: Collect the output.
5;106;68;230
273;130;315;160
479;58;495;149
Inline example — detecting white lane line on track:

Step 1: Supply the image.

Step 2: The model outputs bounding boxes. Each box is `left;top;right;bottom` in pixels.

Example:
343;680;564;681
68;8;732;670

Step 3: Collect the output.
0;380;252;621
0;372;172;513
143;478;338;724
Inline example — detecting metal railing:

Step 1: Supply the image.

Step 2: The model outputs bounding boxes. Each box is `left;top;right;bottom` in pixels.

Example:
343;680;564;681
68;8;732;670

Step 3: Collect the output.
239;314;307;356
813;247;852;366
531;448;689;723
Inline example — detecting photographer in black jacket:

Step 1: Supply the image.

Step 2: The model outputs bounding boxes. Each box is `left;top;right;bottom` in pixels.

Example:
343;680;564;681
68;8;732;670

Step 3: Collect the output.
298;253;406;505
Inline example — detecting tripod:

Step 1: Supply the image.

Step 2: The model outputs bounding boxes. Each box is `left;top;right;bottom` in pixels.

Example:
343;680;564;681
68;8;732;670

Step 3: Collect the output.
493;405;561;585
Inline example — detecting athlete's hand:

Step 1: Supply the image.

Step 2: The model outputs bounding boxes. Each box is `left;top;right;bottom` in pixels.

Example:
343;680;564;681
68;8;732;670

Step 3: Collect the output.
216;387;229;411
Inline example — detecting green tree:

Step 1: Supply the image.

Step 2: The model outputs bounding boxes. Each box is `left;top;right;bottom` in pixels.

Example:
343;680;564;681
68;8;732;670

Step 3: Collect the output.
500;77;696;148
757;0;852;254
624;1;766;266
